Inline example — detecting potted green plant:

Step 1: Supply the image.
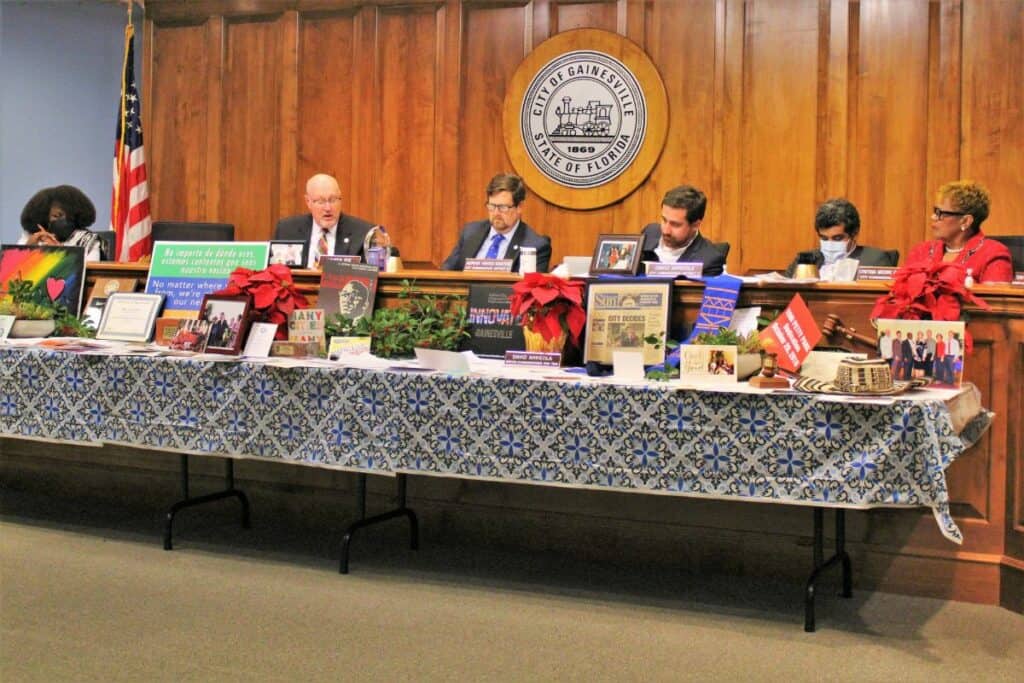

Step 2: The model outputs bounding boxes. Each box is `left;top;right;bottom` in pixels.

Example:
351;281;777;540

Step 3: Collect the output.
0;278;95;338
325;281;470;358
508;273;586;352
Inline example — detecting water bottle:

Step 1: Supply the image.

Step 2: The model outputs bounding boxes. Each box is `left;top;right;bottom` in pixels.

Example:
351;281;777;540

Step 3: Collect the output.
964;268;974;289
520;246;537;274
363;225;390;270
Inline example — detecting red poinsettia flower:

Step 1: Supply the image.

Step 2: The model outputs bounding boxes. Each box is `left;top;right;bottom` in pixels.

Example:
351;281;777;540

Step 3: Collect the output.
509;272;586;346
213;264;308;339
870;260;989;352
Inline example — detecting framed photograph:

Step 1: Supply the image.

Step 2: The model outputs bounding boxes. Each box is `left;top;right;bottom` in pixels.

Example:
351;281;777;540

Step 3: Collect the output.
875;318;966;388
589;234;643;275
269;239;308;268
583;279;672;365
169;319;211;352
96;293;165;342
199;294;252;355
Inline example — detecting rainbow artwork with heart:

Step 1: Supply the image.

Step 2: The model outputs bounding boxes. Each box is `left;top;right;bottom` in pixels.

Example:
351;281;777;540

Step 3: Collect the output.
0;244;87;315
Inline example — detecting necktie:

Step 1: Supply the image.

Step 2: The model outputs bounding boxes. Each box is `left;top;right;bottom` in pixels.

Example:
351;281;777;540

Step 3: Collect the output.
316;228;330;267
485;233;505;259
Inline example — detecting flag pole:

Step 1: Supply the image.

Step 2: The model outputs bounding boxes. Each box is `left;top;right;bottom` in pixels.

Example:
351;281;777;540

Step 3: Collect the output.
112;2;133;257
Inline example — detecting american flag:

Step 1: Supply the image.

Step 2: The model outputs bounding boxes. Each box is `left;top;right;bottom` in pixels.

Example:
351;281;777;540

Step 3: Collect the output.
110;24;152;261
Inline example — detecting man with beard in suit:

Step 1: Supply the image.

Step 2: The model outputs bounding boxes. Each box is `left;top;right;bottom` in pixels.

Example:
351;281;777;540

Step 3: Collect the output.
639;185;726;276
441;173;551;273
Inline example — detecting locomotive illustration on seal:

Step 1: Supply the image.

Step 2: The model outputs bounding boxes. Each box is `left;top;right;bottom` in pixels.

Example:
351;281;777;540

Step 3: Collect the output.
549;96;615;142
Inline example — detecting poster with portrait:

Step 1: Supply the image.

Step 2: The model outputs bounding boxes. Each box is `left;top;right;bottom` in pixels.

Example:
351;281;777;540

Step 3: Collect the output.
875;319;966;388
318;258;379;320
583;280;671;365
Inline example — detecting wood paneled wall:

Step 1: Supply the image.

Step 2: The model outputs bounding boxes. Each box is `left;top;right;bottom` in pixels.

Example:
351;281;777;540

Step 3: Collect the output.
143;0;1023;272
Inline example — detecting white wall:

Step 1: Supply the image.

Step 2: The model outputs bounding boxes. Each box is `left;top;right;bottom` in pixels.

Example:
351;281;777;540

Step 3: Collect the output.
1;0;142;243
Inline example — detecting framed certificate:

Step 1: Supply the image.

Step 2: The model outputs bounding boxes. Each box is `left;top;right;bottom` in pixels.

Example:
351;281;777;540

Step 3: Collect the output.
96;293;165;342
583;279;672;365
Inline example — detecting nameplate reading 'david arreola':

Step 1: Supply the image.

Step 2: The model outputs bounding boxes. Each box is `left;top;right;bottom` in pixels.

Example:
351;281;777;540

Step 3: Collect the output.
644;261;703;278
505;351;562;367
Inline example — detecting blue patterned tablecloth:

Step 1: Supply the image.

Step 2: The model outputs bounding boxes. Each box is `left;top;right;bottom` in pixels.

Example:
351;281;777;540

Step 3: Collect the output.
0;347;987;543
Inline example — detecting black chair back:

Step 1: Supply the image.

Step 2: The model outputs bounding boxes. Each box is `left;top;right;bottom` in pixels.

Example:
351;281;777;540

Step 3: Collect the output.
989;235;1024;272
151;221;235;243
714;242;731;260
92;230;117;260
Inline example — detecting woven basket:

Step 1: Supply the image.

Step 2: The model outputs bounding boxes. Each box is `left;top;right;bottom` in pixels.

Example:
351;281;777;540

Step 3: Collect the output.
833;358;894;393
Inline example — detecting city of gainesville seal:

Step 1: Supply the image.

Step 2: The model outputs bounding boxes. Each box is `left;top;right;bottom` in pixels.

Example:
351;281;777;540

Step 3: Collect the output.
522;50;645;189
503;29;667;210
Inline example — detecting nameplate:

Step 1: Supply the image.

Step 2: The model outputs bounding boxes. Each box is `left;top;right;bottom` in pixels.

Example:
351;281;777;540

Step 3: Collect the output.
856;266;897;281
1013;272;1024;286
269;340;320;357
324;255;361;265
465;258;514;272
505;350;562;367
644;261;703;278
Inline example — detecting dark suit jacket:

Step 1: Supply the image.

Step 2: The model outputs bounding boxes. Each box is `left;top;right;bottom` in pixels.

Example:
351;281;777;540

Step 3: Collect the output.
274;213;376;259
784;245;898;278
639;224;726;276
440;220;552;272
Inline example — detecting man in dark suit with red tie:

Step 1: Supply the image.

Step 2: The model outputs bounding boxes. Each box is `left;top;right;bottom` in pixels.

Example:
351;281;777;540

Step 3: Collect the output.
274;173;379;268
440;173;551;273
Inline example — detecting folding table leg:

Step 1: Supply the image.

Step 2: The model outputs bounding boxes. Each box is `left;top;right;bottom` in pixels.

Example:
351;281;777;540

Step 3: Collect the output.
804;507;852;632
164;455;250;550
339;473;418;574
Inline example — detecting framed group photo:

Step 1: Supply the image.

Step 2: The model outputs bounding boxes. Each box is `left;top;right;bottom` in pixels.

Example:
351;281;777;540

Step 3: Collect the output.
200;294;252;355
590;234;643;276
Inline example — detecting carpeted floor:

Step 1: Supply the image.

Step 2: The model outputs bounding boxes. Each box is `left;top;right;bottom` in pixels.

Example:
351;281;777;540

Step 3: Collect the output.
1;487;1022;682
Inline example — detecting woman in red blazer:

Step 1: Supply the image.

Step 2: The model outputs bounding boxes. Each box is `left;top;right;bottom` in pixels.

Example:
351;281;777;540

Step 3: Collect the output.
905;180;1013;283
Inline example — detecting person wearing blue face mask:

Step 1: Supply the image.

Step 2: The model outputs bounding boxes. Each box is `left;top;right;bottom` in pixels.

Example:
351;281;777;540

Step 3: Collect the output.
18;184;103;262
784;198;897;279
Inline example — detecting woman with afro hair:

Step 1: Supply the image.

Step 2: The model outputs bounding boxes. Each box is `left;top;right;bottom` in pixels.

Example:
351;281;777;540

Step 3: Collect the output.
18;184;103;261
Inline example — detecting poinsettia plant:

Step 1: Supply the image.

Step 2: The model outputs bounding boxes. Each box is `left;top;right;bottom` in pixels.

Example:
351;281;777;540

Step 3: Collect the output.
870;261;989;321
870;260;989;352
509;272;586;346
212;264;309;339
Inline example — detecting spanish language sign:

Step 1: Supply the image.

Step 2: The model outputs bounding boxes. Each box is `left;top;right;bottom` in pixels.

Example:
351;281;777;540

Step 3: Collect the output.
145;241;269;316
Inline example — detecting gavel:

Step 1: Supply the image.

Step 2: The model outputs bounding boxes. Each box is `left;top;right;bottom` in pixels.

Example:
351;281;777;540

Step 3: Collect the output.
821;313;878;350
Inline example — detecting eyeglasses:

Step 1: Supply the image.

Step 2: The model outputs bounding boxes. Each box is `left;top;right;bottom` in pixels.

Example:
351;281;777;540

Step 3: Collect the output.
932;206;966;220
485;202;516;213
309;196;341;206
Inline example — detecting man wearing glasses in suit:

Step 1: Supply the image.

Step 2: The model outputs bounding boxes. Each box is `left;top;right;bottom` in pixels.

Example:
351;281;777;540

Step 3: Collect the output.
441;173;551;273
274;173;381;268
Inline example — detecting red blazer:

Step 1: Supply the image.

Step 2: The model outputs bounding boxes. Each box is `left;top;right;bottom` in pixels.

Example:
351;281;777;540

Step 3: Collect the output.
906;231;1013;283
